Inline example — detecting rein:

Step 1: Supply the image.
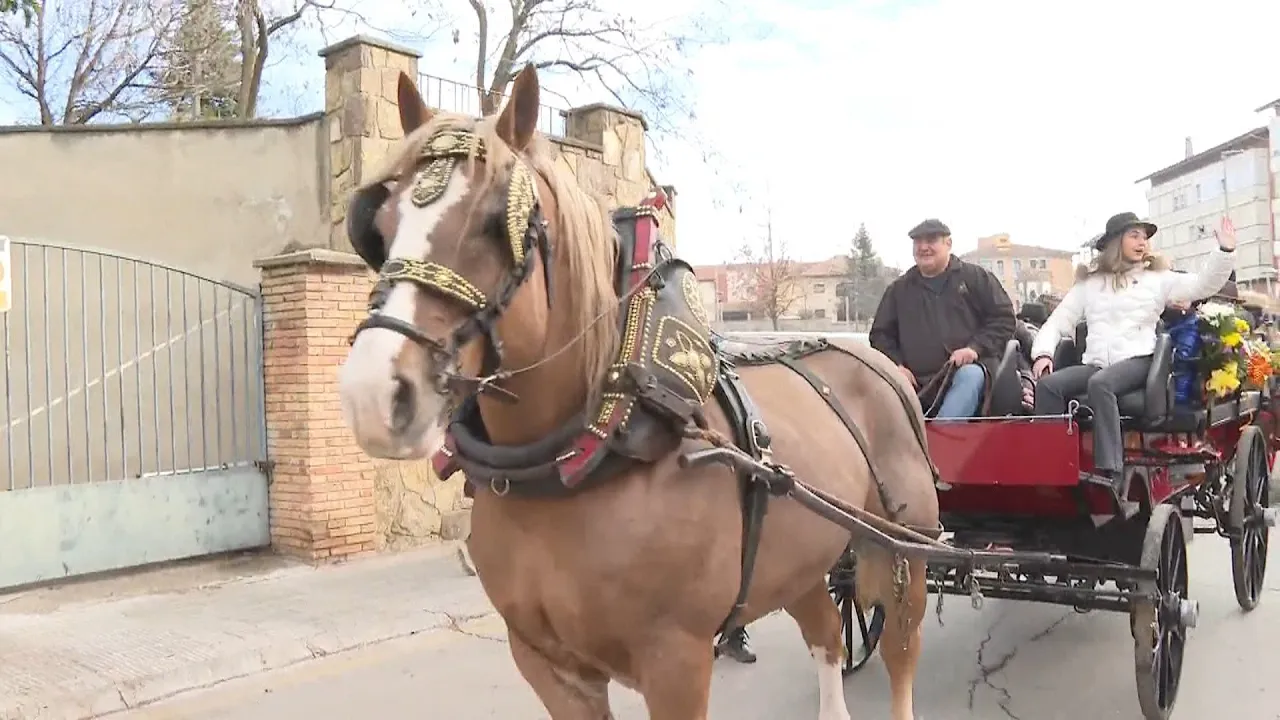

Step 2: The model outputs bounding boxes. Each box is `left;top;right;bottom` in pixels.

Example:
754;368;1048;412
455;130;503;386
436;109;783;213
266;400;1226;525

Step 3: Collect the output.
919;360;994;417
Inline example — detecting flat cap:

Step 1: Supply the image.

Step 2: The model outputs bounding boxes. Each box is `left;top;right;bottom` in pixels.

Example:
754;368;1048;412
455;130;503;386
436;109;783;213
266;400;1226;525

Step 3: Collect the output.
908;218;951;239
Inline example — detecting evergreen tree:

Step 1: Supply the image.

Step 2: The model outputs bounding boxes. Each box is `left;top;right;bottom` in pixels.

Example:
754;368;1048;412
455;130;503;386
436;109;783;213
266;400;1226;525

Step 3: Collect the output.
0;0;39;25
839;223;889;324
152;0;241;121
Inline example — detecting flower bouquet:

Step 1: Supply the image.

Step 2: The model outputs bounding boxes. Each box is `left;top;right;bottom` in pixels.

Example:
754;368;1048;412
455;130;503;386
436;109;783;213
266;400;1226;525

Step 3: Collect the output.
1196;301;1274;401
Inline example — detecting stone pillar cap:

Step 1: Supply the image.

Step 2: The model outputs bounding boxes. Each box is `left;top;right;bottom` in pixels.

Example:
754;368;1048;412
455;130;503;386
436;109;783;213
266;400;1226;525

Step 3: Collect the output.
318;34;422;59
566;102;649;131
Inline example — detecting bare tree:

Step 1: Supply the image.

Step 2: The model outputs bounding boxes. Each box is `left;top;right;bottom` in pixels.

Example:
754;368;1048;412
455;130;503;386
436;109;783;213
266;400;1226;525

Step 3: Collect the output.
0;0;184;124
442;0;721;133
736;207;798;331
0;0;380;124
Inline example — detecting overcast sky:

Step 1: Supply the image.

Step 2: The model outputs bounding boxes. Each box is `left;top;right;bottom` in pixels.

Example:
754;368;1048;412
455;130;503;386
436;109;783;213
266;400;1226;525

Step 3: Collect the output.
4;0;1277;271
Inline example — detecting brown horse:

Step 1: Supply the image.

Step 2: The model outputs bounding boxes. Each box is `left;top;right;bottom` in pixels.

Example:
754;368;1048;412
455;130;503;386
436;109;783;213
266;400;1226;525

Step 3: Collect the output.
338;66;939;720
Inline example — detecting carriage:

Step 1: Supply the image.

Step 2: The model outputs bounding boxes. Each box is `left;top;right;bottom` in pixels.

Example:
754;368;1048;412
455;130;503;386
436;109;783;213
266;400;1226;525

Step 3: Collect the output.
822;323;1277;720
345;67;1276;719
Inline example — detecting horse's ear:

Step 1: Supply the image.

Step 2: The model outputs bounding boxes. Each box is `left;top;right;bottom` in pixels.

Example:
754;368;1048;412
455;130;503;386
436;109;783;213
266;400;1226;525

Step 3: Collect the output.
496;65;540;151
397;72;433;135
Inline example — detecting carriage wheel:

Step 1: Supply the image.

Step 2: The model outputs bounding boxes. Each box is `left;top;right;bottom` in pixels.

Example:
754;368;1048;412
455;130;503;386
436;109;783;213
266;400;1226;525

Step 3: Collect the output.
827;554;886;676
1229;425;1271;611
1132;504;1193;720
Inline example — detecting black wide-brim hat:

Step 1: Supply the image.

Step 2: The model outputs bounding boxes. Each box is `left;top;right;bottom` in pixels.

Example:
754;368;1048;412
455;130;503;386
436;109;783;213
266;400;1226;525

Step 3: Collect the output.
1094;212;1158;250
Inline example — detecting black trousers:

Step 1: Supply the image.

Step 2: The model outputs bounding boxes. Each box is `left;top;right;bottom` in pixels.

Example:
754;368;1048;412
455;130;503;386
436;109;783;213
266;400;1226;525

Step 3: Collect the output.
1033;356;1152;473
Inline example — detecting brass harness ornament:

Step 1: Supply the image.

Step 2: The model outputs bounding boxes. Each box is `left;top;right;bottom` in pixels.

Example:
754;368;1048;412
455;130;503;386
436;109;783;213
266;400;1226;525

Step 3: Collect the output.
349;128;551;404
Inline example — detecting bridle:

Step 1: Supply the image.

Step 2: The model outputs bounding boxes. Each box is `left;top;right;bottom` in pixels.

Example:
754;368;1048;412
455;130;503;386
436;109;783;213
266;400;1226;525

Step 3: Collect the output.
347;128;554;404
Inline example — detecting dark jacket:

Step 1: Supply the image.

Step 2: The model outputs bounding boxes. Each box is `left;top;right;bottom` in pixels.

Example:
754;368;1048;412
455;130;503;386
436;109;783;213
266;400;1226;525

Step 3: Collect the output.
870;256;1016;403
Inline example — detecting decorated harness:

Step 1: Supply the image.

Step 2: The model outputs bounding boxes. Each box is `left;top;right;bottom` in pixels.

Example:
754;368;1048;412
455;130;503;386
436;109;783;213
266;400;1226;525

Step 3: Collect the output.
431;196;722;498
344;125;929;638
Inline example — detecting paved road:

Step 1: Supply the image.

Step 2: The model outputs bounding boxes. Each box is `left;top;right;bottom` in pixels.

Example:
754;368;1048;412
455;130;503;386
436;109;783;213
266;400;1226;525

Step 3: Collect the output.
117;536;1279;720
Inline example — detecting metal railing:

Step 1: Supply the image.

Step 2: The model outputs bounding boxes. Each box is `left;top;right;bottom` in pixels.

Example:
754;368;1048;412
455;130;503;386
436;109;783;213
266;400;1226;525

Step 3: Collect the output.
417;72;568;137
0;239;266;491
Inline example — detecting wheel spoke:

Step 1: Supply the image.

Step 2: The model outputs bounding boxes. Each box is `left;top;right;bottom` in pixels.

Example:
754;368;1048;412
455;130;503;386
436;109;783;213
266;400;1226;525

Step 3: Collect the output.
1155;635;1170;708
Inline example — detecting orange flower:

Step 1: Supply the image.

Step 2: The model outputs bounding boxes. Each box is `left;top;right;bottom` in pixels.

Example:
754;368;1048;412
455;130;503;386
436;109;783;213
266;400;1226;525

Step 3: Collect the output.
1247;350;1273;385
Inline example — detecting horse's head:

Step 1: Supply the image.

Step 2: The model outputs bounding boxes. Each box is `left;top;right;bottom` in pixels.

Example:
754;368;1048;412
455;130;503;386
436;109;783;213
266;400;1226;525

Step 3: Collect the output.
338;66;618;459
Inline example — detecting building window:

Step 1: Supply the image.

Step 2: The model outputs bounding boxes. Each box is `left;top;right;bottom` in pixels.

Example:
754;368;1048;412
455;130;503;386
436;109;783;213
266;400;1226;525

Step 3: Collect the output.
812;283;826;294
996;260;1004;274
1013;259;1022;273
814;308;826;319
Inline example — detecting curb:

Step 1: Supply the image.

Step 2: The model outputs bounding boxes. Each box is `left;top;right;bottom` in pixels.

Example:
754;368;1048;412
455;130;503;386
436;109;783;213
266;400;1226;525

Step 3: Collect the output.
1;611;453;720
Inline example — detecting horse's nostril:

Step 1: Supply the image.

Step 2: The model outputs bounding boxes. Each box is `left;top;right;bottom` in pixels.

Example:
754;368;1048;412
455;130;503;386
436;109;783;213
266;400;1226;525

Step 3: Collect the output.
390;374;416;435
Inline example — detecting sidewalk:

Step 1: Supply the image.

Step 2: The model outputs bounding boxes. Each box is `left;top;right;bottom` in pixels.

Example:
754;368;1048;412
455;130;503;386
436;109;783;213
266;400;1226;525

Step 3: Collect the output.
0;544;492;720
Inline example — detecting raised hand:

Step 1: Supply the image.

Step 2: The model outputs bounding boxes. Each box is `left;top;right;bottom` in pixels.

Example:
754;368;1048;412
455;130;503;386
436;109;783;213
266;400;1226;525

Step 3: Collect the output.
1216;216;1237;251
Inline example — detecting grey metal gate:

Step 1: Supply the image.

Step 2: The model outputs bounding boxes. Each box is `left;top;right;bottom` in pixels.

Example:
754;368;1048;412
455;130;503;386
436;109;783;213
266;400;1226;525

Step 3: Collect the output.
0;236;269;589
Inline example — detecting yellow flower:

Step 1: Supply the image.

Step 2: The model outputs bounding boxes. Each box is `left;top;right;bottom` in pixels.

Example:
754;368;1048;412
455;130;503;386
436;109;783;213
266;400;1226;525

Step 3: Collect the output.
1234;317;1251;333
1223;332;1243;347
1207;365;1242;397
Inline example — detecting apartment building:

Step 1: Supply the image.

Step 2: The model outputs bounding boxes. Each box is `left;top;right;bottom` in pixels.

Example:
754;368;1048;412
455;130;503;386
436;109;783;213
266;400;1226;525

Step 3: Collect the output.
1137;120;1276;293
959;234;1076;308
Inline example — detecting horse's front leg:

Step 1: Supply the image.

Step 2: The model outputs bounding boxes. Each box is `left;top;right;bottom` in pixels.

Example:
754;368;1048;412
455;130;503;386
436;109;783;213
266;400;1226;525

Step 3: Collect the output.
508;630;615;719
635;630;715;720
786;580;852;720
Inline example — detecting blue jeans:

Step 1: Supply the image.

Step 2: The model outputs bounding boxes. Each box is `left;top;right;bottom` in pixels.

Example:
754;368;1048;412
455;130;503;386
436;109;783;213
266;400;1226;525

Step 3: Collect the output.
935;364;985;418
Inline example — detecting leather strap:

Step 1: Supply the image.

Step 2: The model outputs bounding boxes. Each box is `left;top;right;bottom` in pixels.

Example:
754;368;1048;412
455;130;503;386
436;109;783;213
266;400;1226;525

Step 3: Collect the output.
777;356;905;521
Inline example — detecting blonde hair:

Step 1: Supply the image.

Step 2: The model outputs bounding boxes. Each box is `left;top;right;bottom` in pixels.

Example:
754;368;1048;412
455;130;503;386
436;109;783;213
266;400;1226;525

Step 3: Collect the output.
370;112;621;404
1076;235;1169;291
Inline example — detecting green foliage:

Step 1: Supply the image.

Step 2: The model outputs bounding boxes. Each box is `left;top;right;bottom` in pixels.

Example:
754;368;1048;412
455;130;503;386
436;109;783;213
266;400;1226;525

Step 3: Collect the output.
0;0;39;25
152;0;242;120
839;223;892;321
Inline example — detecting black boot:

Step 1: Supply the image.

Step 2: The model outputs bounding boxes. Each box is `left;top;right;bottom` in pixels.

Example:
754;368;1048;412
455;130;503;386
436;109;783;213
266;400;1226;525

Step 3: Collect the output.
714;626;757;664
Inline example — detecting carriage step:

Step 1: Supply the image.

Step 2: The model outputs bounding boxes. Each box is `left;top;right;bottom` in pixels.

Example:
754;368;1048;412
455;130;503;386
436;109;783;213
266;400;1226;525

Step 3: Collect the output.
1180;599;1200;630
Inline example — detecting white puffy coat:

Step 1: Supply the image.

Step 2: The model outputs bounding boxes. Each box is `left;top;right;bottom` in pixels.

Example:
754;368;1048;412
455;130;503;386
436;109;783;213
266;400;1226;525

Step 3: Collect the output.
1030;246;1236;368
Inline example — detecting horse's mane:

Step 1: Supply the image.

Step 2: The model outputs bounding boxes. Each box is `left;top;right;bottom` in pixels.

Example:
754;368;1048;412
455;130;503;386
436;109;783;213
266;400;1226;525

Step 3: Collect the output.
375;112;621;404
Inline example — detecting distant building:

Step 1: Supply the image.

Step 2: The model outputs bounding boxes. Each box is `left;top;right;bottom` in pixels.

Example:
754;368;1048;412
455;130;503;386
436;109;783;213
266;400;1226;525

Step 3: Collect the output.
694;256;874;323
1136;118;1277;294
959;234;1076;308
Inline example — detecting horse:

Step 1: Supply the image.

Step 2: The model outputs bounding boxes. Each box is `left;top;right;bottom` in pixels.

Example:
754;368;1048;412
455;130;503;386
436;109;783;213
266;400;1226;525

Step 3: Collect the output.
337;65;940;720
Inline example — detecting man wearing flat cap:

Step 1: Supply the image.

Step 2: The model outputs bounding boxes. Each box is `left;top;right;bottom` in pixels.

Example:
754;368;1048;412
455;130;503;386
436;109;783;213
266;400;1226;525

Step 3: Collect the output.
870;218;1016;416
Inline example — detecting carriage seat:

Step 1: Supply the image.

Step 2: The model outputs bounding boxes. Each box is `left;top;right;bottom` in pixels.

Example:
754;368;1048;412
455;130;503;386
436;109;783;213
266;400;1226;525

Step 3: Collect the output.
985;318;1040;416
1051;328;1175;429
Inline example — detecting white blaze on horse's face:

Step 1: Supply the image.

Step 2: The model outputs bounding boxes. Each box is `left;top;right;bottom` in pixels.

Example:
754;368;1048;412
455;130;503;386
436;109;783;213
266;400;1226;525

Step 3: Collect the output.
338;168;474;460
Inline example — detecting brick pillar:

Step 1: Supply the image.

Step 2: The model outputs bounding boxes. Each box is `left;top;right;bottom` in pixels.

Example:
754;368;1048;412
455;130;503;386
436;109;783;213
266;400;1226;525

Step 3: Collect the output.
254;249;377;561
319;34;422;252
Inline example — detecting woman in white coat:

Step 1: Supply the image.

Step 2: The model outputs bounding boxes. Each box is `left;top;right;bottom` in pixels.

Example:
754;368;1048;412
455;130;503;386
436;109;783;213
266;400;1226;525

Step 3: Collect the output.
1029;212;1237;481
